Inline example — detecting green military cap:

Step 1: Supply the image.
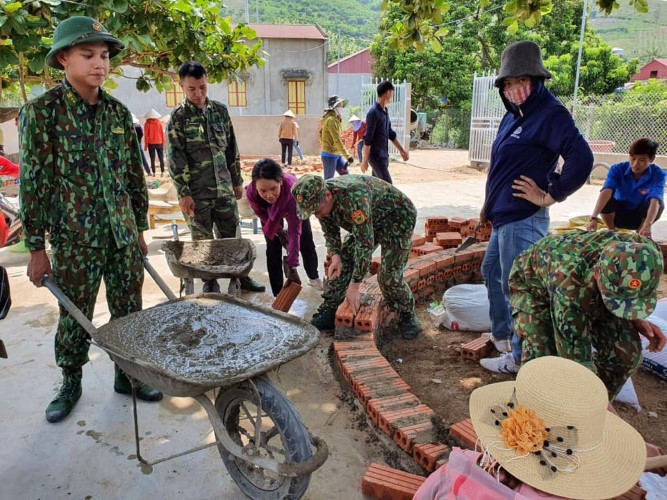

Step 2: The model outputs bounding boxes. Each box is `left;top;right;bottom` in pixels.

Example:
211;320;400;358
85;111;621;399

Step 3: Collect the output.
46;16;125;70
596;239;664;320
292;174;326;220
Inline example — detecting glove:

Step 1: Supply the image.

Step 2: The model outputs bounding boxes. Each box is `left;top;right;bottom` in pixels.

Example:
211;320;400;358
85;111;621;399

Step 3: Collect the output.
283;257;301;285
276;230;289;249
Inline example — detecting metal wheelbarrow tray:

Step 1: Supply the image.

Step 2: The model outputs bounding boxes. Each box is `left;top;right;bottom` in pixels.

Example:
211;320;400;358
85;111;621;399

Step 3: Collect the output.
94;293;320;398
162;239;256;281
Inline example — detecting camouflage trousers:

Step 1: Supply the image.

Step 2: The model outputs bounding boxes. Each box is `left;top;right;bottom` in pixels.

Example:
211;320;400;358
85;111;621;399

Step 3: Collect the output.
51;241;144;373
322;237;415;317
514;303;642;399
189;195;239;241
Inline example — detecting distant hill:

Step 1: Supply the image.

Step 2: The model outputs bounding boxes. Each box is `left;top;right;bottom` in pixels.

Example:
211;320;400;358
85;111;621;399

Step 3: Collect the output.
222;0;382;62
590;0;667;63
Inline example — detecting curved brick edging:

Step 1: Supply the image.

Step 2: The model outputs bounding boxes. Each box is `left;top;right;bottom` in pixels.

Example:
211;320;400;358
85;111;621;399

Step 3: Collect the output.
331;217;489;475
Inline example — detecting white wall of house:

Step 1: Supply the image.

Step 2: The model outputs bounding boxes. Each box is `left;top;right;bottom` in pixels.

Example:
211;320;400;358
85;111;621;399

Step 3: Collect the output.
328;73;372;108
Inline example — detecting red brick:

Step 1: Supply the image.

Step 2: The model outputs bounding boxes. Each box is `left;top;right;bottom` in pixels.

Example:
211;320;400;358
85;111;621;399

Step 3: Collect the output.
394;421;435;452
403;268;421;285
377;404;435;437
435;231;463;248
414;443;450;472
436;254;455;270
354;302;382;332
461;336;493;361
426;216;449;231
335;301;356;328
614;485;647;500
412;242;444;257
271;281;302;313
449;418;478;449
412;258;437;277
361;463;425;500
356;378;412;407
411;233;426;248
367;393;420;425
447;217;467;230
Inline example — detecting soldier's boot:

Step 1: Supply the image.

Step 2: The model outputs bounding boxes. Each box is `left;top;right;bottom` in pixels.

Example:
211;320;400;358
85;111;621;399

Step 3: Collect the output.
45;369;82;423
311;306;337;331
399;312;422;340
202;279;220;293
239;277;266;292
114;364;163;402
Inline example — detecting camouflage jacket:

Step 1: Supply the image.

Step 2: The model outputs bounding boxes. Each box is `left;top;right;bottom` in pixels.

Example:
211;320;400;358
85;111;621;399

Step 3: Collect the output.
167;98;241;200
319;175;416;281
19;81;148;251
509;231;654;325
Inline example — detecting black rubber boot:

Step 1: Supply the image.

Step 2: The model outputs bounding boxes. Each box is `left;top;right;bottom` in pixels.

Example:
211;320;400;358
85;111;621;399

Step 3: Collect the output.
202;279;221;293
311;306;336;330
239;276;266;292
114;364;163;402
400;313;422;340
45;369;82;423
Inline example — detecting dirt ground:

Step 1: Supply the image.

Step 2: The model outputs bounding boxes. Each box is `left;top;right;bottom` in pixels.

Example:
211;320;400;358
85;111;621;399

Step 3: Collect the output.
382;279;667;452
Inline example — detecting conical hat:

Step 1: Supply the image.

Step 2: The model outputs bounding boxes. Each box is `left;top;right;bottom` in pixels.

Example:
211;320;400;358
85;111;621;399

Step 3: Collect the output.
144;108;161;119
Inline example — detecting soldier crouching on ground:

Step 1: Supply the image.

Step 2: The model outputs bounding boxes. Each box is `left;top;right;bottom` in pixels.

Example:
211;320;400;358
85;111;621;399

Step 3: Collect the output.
19;16;162;424
292;174;422;339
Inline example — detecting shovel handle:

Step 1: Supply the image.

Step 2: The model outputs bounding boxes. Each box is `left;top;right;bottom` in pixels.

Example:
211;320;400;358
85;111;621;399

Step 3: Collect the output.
42;275;98;337
143;257;177;301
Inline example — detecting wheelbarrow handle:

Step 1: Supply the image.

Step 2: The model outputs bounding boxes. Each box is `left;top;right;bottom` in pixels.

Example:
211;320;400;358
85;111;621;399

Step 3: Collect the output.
143;257;177;301
41;275;98;337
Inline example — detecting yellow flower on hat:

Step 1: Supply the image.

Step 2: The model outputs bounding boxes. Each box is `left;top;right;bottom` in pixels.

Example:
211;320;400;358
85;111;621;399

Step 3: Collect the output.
501;406;549;455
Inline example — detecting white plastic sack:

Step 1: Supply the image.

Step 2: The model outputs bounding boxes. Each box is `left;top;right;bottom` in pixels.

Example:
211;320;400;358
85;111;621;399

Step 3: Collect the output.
614;377;641;412
642;309;667;381
438;284;491;332
640;472;667;500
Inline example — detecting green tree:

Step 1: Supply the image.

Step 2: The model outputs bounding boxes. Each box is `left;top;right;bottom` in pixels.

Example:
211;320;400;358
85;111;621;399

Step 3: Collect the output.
0;0;265;103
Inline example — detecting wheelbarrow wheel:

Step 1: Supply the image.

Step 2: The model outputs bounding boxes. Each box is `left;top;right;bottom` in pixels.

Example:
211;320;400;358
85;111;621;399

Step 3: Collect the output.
215;376;312;499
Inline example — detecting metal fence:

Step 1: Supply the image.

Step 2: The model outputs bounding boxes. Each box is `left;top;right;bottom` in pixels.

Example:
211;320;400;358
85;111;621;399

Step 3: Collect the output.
361;79;411;156
468;73;667;163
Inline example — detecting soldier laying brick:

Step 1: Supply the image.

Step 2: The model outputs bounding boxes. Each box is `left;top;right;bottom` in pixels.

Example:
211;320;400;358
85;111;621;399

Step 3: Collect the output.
486;231;667;400
292;174;422;339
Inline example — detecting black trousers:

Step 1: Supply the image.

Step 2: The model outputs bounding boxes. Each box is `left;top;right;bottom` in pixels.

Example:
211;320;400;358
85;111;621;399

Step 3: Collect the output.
280;138;294;166
370;157;392;184
601;195;664;229
148;144;165;174
265;219;319;296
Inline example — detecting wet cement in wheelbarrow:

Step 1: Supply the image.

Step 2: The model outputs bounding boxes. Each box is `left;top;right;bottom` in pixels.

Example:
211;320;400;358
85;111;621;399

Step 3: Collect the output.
97;297;317;383
163;240;251;266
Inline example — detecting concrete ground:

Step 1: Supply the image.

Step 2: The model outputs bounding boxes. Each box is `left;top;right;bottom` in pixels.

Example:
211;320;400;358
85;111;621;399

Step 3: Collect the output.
2;149;666;499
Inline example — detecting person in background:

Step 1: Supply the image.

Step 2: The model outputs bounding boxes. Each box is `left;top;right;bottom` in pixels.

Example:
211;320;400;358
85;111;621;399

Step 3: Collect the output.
0;154;19;178
144;108;165;176
132;114;151;176
587;138;664;238
278;110;298;168
320;95;352;180
349;115;366;164
167;61;265;294
360;81;409;184
246;159;322;296
478;41;593;374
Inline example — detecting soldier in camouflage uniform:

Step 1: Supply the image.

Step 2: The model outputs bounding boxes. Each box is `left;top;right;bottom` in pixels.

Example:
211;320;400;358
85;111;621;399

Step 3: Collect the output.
19;16;162;424
292;174;422;339
167;62;264;293
509;230;666;399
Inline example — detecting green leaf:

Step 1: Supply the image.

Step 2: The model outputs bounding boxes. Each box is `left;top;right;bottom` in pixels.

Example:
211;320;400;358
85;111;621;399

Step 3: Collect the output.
507;20;518;35
27;57;44;73
430;37;442;53
435;27;448;37
112;0;129;13
3;2;23;14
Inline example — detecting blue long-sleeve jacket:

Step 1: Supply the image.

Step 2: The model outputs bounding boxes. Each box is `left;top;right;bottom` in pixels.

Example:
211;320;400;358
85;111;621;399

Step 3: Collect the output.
483;79;593;227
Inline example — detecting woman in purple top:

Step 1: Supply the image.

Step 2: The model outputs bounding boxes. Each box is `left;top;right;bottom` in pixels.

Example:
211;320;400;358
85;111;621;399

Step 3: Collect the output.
246;159;323;296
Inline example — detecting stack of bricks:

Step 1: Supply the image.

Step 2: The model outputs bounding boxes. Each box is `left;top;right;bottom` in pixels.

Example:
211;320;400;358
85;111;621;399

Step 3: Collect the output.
424;216;449;242
361;463;426;500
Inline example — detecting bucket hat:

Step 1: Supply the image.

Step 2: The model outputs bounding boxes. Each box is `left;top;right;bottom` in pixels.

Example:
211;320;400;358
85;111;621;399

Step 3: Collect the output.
325;95;348;111
46;16;125;70
283;110;296;118
292;174;326;220
470;356;645;499
596;239;663;320
495;41;552;87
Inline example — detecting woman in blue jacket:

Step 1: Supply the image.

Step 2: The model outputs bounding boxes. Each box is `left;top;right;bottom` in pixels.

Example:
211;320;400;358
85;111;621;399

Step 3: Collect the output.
478;41;593;374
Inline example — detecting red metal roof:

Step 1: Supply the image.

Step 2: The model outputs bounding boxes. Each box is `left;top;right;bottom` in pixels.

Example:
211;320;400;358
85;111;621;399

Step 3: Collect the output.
246;24;327;40
328;48;374;74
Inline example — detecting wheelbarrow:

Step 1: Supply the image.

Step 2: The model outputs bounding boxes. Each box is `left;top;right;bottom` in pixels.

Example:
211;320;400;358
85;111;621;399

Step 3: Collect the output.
162;237;256;297
42;258;328;500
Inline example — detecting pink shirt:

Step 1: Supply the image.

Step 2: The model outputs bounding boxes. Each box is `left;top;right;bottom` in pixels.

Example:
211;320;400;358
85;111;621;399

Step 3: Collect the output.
246;173;302;268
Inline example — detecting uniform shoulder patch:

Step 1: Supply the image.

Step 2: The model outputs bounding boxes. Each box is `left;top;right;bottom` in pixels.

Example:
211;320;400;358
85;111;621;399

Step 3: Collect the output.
352;209;366;225
111;127;125;134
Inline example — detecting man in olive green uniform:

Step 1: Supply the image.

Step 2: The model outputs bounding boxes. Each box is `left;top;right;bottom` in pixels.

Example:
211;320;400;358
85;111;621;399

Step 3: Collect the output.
167;61;264;293
509;230;666;398
19;17;161;424
293;174;421;339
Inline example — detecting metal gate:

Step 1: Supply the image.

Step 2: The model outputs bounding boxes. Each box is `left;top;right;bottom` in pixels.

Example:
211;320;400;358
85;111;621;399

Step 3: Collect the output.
469;72;504;165
360;79;411;157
